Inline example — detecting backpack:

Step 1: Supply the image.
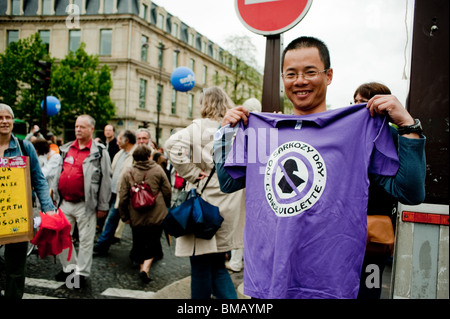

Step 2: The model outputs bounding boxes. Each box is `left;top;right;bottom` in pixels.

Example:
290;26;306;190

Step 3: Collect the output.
129;169;159;210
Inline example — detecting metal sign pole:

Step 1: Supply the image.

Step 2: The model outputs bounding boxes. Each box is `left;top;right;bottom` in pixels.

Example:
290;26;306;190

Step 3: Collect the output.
262;34;283;113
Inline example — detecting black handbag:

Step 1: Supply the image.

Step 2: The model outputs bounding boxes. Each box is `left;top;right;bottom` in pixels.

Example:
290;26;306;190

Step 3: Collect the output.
163;167;223;239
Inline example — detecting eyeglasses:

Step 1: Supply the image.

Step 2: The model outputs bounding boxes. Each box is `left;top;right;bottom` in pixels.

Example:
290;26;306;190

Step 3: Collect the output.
282;69;328;81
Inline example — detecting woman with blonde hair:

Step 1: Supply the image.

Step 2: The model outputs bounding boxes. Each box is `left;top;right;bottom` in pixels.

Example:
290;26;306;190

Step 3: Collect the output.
165;86;245;299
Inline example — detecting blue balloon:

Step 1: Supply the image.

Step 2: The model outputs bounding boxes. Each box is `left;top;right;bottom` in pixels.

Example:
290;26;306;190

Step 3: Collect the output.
170;67;195;92
40;96;61;116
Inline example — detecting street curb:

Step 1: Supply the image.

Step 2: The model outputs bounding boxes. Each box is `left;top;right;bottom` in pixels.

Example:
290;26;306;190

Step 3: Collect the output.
148;275;250;299
237;282;250;299
150;276;191;299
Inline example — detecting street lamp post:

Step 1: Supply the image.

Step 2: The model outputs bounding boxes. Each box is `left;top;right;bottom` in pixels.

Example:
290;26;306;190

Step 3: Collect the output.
156;42;165;147
34;60;52;137
156;43;179;147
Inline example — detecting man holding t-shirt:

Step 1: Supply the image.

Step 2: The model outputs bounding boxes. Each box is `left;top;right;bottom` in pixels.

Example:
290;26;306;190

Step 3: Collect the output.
214;37;425;299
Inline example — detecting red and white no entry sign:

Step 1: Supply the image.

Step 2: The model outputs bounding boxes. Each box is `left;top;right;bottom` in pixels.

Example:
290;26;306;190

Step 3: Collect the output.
235;0;313;35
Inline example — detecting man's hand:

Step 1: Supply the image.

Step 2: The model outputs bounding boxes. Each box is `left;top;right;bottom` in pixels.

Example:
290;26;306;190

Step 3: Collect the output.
366;95;415;126
221;106;250;127
97;210;108;219
367;95;420;139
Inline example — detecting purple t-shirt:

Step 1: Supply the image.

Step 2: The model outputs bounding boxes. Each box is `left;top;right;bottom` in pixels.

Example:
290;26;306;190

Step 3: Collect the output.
224;104;399;299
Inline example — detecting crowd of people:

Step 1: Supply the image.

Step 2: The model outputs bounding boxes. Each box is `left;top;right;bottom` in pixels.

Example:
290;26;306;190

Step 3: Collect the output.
0;35;426;300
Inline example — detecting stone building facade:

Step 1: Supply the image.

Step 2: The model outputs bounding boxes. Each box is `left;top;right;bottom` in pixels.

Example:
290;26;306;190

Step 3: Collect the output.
0;0;262;145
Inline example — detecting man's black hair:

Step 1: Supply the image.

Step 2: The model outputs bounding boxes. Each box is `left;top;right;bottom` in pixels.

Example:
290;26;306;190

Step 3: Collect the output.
281;36;331;71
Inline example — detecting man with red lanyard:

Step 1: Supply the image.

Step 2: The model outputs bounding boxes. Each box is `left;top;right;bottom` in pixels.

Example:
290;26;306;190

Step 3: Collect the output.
50;114;111;288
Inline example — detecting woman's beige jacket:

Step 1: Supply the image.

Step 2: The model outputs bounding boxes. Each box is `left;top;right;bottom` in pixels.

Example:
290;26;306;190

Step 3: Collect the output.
165;118;245;256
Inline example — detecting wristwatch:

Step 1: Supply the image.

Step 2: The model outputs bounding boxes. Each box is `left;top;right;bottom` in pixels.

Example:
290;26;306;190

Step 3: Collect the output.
397;118;423;135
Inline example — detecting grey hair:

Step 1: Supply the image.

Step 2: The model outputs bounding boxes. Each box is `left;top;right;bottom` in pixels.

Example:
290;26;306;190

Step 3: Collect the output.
136;128;151;139
77;114;96;128
0;103;14;118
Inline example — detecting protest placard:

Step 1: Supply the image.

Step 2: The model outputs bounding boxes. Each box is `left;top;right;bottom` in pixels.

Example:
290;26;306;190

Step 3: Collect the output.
0;156;33;245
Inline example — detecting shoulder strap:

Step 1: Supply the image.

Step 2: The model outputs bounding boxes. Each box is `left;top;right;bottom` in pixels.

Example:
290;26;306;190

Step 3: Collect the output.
129;168;136;184
129;168;146;184
17;138;28;157
200;166;216;194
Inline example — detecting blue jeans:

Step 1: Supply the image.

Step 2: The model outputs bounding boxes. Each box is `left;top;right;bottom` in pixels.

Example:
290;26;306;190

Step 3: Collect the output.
96;193;120;251
189;252;237;299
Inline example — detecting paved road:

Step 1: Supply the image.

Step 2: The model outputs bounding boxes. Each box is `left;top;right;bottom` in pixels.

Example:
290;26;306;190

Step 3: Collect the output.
2;222;391;299
1;223;244;299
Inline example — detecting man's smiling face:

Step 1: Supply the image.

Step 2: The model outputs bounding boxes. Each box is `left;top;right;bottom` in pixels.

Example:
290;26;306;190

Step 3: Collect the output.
282;47;333;115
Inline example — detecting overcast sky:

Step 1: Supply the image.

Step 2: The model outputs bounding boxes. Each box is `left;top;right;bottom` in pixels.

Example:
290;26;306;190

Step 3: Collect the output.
152;0;415;109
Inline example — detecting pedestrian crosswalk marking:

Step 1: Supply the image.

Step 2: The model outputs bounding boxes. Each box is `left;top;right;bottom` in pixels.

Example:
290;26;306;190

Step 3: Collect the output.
23;277;158;299
23;276;158;299
101;287;156;299
23;293;62;299
25;277;64;289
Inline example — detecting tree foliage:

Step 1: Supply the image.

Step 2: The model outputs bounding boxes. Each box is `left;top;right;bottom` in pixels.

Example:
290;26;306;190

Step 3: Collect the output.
49;43;115;134
0;33;115;135
223;35;263;105
0;33;50;125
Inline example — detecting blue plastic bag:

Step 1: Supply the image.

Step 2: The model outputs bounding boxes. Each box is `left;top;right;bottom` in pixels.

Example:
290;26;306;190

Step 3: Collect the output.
163;189;223;239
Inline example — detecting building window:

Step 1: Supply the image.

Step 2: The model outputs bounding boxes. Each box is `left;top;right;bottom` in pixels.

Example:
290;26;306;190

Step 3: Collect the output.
172;50;179;70
69;29;81;52
171;89;177;115
100;29;112;56
74;0;83;11
39;30;50;52
201;41;207;54
202;65;207;85
157;13;164;29
7;30;19;46
214;71;219;85
188;93;194;118
140;3;148;20
12;0;21;15
171;22;179;38
141;35;148;61
156;84;163;111
104;0;114;14
188;33;194;46
228;56;234;69
43;0;52;15
189;58;195;73
158;44;164;69
139;79;147;109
